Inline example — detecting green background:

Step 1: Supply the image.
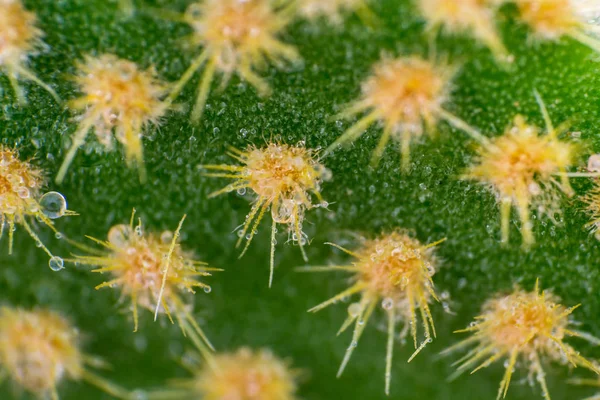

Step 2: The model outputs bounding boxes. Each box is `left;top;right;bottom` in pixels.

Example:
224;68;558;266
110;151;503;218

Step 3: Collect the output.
2;0;600;399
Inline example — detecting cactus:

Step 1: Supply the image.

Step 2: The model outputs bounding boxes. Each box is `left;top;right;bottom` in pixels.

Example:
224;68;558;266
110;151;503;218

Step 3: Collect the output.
1;0;600;399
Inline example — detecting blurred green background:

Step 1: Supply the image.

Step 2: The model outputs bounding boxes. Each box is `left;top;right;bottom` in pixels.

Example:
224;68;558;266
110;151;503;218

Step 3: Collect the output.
2;0;600;399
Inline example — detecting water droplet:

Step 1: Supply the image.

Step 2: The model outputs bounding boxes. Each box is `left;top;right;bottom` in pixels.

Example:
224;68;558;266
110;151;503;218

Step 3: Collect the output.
130;390;148;400
48;256;64;271
425;262;435;276
589;154;600;172
16;187;29;199
528;182;541;196
160;230;173;244
108;224;132;247
203;286;212;293
348;303;361;317
39;192;67;219
381;298;394;310
400;276;409;288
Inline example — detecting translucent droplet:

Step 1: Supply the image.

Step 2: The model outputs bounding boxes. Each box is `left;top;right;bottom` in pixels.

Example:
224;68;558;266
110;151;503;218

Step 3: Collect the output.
348;302;361;317
203;286;212;293
400;276;409;288
187;3;202;19
160;230;173;244
16;187;29;199
48;256;64;271
588;154;600;172
528;182;541;196
108;224;132;247
39;192;67;219
425;262;435;276
130;390;148;400
381;298;394;310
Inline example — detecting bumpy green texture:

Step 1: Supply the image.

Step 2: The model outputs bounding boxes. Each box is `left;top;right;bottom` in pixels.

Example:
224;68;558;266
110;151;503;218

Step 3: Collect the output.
1;0;600;399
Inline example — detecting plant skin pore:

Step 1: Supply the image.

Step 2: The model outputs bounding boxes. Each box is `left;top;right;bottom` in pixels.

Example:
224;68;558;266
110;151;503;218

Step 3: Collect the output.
56;54;169;184
201;142;329;287
418;0;510;61
70;210;219;359
464;97;579;249
148;347;300;400
301;231;445;395
513;0;600;52
0;147;74;269
0;0;60;104
0;307;130;400
119;0;134;16
443;280;600;400
167;0;300;123
325;55;481;171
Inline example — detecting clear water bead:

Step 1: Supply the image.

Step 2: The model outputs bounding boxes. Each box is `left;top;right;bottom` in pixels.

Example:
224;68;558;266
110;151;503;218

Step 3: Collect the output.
48;256;64;271
347;302;361;317
381;298;394;310
39;192;67;219
160;230;173;244
588;154;600;172
108;224;132;247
